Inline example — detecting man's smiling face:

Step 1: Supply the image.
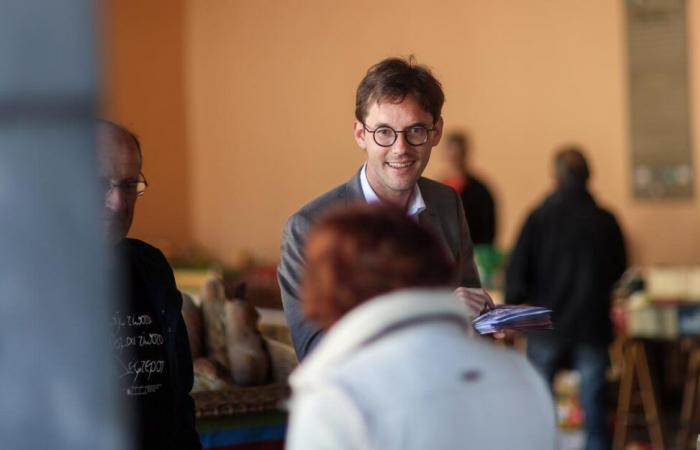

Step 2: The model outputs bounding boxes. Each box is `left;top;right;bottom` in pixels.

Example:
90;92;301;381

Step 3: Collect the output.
353;93;443;206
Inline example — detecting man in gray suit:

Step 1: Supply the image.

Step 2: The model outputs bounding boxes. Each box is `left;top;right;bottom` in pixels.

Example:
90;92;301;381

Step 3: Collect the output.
278;56;491;360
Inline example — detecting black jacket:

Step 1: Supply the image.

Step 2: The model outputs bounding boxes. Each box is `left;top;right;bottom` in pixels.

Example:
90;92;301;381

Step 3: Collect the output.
505;186;626;345
118;239;201;450
460;174;496;245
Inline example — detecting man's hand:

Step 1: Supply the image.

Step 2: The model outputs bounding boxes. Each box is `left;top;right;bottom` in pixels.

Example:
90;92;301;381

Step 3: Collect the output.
453;287;495;318
492;329;518;341
454;288;517;340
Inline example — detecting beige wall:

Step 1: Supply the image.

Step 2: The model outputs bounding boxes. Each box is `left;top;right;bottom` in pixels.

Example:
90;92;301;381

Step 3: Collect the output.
107;0;700;266
102;0;191;255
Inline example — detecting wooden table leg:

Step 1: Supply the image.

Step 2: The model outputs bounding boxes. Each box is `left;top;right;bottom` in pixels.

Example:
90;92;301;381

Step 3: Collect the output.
614;341;637;450
678;348;700;450
635;342;664;449
613;340;665;450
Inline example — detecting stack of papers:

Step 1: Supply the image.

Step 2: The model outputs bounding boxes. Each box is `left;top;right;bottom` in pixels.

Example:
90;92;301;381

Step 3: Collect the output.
472;305;553;335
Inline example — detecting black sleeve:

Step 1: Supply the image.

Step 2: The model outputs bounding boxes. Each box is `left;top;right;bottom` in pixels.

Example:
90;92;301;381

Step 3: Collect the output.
174;310;202;450
505;212;538;305
151;245;201;449
604;213;627;288
453;188;482;288
483;188;496;245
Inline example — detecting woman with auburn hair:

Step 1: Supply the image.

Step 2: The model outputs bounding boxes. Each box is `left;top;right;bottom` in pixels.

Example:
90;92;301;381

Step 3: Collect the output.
286;204;556;450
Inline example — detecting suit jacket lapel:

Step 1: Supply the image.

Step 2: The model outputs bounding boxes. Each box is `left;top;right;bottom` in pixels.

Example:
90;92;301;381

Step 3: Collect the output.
345;167;365;203
417;180;455;264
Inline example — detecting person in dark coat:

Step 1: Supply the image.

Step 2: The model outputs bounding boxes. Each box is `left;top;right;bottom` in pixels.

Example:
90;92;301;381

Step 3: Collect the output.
99;120;201;450
506;146;626;450
442;132;497;245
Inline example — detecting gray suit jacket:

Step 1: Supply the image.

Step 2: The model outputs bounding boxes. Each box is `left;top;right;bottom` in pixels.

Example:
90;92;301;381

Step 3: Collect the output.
277;168;481;360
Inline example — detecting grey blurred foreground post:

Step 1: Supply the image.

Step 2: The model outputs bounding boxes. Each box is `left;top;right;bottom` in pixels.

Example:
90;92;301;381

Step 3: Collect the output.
0;0;126;449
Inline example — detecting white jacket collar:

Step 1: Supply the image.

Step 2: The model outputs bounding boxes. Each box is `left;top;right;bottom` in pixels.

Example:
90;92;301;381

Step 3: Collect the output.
290;288;469;388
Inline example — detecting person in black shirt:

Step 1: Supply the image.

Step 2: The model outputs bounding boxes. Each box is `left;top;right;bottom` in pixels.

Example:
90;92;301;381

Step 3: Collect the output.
99;120;201;450
442;132;496;245
506;146;626;450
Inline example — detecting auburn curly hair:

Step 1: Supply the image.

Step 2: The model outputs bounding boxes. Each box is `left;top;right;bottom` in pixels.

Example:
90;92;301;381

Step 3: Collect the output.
302;203;454;329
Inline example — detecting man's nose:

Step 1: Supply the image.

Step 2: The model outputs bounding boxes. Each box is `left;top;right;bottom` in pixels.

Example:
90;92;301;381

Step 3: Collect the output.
391;132;411;153
104;187;128;211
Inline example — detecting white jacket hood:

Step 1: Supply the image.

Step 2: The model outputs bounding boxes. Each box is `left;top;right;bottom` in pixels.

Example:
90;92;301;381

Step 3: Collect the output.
290;288;470;389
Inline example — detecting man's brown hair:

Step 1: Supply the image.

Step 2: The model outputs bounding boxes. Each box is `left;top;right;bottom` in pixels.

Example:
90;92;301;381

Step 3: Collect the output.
554;145;590;187
355;56;445;124
302;204;454;330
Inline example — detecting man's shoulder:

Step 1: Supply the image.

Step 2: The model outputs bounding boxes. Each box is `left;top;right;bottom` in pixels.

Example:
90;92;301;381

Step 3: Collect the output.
297;182;352;218
593;205;622;231
417;177;460;209
466;174;494;197
286;175;363;231
418;177;457;197
121;238;170;270
590;199;618;219
418;176;454;193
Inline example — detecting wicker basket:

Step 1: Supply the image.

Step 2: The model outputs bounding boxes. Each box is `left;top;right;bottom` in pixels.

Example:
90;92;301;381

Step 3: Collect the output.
193;383;291;418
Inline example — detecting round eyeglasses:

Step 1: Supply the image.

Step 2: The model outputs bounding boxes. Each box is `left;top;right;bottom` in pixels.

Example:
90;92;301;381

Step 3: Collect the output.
100;173;148;198
363;124;436;147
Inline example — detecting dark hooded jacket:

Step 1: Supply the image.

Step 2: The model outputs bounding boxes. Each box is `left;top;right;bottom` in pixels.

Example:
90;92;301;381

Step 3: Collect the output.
505;186;626;345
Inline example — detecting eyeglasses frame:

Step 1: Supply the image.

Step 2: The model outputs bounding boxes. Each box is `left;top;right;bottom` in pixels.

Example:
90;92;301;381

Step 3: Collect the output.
362;123;437;147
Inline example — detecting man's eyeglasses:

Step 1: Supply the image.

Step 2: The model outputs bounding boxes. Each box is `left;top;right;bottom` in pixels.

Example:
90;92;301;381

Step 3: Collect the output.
363;124;435;147
100;173;148;198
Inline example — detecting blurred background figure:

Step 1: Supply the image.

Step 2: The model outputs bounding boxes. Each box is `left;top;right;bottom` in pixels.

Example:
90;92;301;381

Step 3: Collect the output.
442;131;501;288
505;146;627;450
442;131;497;246
99;120;201;450
286;204;557;450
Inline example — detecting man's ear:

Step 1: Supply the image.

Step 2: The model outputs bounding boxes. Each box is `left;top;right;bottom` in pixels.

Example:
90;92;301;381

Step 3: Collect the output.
353;120;367;150
431;116;444;146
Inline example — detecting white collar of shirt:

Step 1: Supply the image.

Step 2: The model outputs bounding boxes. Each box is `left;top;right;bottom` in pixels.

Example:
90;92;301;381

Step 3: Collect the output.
360;163;426;217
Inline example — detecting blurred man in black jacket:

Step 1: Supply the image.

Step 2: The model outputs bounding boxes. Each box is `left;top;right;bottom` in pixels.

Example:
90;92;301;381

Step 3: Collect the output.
442;132;496;245
99;120;201;450
506;146;626;450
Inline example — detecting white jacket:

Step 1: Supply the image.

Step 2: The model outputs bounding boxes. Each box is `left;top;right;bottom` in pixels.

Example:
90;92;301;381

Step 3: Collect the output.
286;288;557;450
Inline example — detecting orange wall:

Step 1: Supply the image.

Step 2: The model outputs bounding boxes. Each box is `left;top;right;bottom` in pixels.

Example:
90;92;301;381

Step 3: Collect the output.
102;0;191;255
106;0;700;266
186;0;700;266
